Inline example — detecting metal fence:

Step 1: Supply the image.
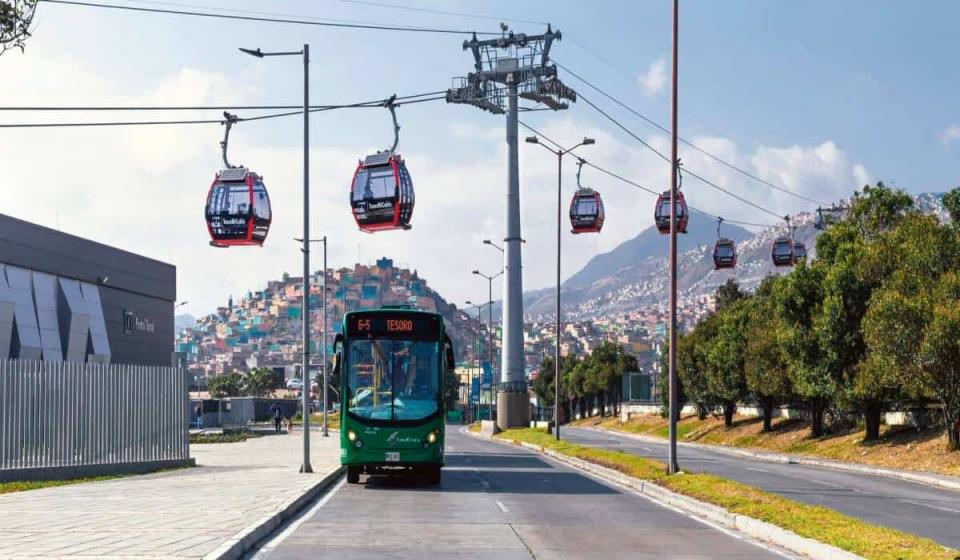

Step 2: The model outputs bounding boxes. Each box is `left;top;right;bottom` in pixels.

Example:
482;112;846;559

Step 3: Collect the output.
0;360;189;472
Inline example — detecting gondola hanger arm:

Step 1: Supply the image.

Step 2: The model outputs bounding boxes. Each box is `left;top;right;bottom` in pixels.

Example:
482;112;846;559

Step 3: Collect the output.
220;111;240;169
385;94;400;154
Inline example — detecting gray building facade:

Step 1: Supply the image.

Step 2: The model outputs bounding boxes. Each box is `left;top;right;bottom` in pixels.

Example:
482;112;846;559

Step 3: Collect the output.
0;214;175;366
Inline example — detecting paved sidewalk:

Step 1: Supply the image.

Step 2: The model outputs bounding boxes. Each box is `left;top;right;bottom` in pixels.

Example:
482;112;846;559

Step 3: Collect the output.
0;428;340;559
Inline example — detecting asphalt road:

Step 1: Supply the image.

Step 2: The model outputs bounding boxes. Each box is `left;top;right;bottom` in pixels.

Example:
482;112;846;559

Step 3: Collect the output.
562;426;960;548
253;428;789;560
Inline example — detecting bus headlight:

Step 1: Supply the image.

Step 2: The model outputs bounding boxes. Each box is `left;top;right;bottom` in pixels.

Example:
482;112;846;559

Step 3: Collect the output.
347;430;357;442
427;431;437;444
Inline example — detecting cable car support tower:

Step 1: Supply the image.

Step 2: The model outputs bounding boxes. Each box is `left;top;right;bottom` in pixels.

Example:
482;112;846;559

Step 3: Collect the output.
447;25;576;430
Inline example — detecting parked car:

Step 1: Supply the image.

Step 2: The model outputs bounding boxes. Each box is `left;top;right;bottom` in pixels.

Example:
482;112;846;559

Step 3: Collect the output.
285;378;303;390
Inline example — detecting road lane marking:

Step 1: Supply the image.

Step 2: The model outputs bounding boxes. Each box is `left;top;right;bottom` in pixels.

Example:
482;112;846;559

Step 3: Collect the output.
808;479;844;489
744;467;771;474
251;477;346;559
902;499;960;514
496;500;509;513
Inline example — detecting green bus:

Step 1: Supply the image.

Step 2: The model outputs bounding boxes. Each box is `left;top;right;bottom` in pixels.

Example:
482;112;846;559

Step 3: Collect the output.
333;307;455;485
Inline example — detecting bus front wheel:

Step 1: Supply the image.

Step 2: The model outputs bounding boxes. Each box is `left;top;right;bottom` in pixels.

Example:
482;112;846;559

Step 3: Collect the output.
347;465;360;484
426;465;441;486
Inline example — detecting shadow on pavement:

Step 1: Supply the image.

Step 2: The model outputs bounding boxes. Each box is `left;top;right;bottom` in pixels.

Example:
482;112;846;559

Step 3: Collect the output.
358;468;618;495
444;452;554;469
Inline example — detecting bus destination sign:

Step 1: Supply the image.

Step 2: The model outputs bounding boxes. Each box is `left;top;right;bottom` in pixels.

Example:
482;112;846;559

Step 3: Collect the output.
346;314;440;338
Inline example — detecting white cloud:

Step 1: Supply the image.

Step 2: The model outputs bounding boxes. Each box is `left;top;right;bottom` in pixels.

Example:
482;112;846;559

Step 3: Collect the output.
941;125;960;149
636;58;666;97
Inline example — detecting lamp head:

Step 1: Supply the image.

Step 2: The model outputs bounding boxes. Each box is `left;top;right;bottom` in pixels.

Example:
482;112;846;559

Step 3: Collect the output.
472;270;480;275
482;239;492;245
239;47;264;58
582;137;596;145
525;136;539;144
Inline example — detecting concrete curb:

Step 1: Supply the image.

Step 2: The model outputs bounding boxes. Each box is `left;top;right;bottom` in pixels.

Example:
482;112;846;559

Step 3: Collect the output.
577;425;960;492
203;466;344;560
465;429;862;560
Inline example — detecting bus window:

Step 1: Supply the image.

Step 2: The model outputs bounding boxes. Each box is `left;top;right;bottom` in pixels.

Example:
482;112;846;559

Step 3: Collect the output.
393;341;439;421
347;340;393;420
346;339;438;422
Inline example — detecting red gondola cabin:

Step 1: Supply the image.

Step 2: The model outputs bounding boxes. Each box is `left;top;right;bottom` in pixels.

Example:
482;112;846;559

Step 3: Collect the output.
205;167;271;248
570;188;605;234
655;190;688;234
350;152;414;233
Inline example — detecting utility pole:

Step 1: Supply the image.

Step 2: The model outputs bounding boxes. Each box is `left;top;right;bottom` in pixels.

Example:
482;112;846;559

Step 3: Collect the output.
667;0;681;475
473;268;503;421
241;43;312;473
466;300;483;420
321;236;328;437
526;135;594;440
448;25;576;430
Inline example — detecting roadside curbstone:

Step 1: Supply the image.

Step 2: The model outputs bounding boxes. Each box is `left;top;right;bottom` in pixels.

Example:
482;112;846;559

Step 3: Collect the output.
577;425;960;492
465;428;863;560
203;466;344;560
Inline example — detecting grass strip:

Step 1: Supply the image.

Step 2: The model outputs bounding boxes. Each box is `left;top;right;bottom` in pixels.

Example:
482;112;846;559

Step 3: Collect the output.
497;428;958;560
468;421;481;433
0;465;191;496
190;430;262;444
0;474;124;495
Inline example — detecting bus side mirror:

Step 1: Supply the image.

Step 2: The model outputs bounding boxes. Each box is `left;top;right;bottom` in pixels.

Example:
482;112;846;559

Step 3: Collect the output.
443;334;455;372
333;334;343;375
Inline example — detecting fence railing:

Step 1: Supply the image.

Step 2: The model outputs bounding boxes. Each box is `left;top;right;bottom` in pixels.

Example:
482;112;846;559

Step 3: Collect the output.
0;360;189;472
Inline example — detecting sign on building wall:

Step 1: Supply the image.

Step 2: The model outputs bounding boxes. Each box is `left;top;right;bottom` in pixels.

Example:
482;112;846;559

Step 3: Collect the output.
0;264;111;363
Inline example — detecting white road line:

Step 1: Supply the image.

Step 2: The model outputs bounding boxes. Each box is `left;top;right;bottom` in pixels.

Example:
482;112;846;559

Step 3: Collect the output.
495;500;509;513
902;499;960;514
251;477;346;559
744;467;771;474
808;479;845;489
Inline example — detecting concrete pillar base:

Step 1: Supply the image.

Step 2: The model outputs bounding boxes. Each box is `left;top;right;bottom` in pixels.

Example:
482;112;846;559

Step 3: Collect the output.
497;391;530;431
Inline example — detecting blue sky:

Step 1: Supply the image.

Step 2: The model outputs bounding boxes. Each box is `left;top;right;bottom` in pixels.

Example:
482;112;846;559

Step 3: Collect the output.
2;1;957;316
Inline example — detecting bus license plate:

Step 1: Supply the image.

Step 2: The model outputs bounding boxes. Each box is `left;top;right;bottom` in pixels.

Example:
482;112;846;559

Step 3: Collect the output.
385;452;400;462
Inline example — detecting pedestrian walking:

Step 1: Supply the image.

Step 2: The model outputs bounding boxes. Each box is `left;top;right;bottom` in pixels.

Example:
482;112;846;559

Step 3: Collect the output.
271;403;284;433
195;403;203;429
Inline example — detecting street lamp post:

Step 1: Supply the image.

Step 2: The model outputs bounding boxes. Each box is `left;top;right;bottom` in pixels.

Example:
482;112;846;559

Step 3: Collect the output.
525;135;595;440
465;300;484;421
473;268;503;421
241;43;312;473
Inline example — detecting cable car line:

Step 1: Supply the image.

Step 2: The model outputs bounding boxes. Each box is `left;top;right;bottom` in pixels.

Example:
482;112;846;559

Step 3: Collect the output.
555;60;828;207
0;93;447;128
0;91;448;112
337;0;549;26
574;90;787;221
519;119;775;229
42;0;502;35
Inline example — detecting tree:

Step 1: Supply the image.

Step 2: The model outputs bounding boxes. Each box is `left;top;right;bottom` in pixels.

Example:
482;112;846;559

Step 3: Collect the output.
773;262;836;437
943;187;960;225
243;368;276;397
0;0;37;55
677;316;720;420
919;296;960;449
846;182;914;240
744;286;791;432
658;338;684;420
715;278;745;311
535;354;578;422
208;372;243;399
707;300;749;427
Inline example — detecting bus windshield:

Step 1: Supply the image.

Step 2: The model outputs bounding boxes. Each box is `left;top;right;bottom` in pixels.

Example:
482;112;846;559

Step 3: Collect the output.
346;339;440;422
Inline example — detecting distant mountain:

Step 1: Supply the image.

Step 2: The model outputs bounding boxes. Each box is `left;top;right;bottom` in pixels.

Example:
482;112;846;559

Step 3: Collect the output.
524;213;753;318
